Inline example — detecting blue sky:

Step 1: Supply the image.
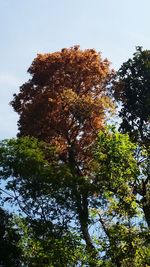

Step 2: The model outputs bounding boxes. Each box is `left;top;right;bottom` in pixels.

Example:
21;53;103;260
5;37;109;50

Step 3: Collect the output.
1;0;150;139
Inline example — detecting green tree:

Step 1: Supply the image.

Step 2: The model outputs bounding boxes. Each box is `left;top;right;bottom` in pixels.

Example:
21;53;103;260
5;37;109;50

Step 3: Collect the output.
0;130;144;266
91;129;150;267
15;216;89;267
114;47;150;229
0;208;22;267
114;46;150;146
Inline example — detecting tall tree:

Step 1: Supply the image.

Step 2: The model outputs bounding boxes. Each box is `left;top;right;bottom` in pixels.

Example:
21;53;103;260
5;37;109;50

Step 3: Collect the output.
1;46;149;265
114;47;150;229
10;46;114;260
114;46;150;147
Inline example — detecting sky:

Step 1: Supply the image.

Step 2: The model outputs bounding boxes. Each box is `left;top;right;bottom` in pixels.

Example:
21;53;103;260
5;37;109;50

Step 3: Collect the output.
1;0;150;139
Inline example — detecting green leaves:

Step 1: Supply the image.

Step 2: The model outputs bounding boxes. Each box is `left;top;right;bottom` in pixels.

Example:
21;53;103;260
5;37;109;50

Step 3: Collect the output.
0;137;53;178
114;47;150;146
0;208;22;267
92;128;140;227
0;128;147;266
93;128;138;191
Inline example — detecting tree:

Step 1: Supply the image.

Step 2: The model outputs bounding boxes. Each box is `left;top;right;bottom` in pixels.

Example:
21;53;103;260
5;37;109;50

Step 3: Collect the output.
10;46;115;260
114;46;150;147
92;129;150;267
0;131;143;266
0;208;22;267
1;46;149;266
114;47;150;229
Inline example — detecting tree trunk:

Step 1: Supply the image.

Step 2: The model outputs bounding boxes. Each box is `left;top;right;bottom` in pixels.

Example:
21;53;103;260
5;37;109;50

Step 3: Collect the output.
75;191;98;266
68;146;98;265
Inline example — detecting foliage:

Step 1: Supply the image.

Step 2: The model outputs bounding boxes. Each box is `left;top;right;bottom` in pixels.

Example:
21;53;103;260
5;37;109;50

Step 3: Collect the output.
15;216;91;267
114;47;150;229
114;46;150;146
0;208;22;267
11;45;114;165
0;46;150;266
99;223;150;267
0;130;145;266
8;46;116;265
0;137;76;225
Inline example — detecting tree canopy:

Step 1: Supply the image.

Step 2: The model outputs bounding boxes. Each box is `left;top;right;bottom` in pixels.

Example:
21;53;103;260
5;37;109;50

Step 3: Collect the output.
0;46;150;266
114;47;150;230
0;208;22;267
114;46;150;146
11;46;115;169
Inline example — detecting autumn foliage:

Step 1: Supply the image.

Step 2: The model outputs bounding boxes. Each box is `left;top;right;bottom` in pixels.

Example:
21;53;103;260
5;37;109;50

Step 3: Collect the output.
0;46;150;266
11;46;114;167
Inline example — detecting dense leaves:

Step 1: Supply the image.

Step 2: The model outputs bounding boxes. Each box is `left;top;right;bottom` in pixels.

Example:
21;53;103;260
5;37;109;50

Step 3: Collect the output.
0;208;22;267
0;46;150;266
11;46;114;166
114;46;150;146
114;47;150;230
0;131;145;266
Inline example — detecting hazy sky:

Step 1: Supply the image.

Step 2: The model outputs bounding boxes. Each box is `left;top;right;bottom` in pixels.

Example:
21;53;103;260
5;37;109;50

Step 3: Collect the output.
1;0;150;139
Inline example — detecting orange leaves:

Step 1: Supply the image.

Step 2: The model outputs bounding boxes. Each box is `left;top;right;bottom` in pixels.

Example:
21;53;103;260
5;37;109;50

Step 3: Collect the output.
27;46;113;93
11;46;115;169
